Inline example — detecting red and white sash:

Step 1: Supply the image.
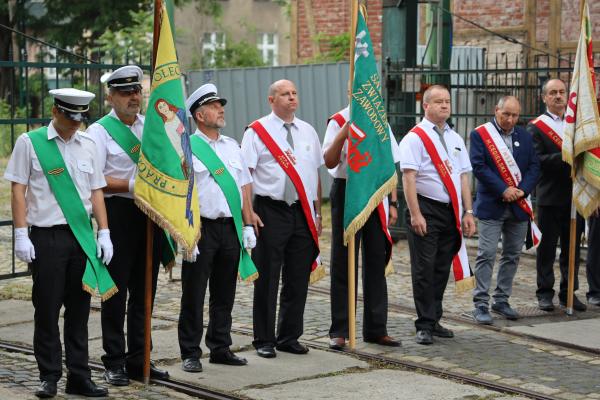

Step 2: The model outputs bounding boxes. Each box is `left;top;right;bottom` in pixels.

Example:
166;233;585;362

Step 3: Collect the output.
329;111;393;265
411;125;474;290
475;122;542;247
249;120;325;283
531;115;563;150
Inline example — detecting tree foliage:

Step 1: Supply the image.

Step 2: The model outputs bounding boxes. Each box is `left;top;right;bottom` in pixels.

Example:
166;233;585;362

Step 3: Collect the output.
206;37;265;69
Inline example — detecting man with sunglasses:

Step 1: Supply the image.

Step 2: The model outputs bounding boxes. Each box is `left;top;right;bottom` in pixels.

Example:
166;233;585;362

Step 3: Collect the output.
5;88;113;398
87;65;169;386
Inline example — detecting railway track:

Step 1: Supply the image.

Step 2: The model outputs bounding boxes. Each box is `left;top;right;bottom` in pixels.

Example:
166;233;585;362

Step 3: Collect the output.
308;285;600;356
88;305;570;400
0;340;246;400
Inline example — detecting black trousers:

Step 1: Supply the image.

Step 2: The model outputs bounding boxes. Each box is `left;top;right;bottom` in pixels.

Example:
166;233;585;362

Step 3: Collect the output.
251;195;318;348
30;225;91;383
536;205;584;301
587;215;600;299
100;197;160;370
406;195;460;332
178;217;240;359
329;178;389;339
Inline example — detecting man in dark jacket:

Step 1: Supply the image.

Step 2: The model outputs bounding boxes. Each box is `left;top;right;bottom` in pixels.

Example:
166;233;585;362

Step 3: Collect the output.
470;96;540;324
527;78;586;312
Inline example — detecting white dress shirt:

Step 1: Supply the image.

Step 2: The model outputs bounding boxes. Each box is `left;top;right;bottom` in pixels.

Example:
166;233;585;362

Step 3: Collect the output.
544;110;565;137
192;130;252;219
322;106;401;179
241;112;324;202
4;122;106;227
399;118;471;203
86;109;144;199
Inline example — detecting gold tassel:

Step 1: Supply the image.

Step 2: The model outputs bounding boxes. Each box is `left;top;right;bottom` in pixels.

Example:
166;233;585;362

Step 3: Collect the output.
343;173;398;245
455;276;475;294
241;271;259;284
100;286;119;302
384;259;394;277
309;264;326;285
134;197;202;260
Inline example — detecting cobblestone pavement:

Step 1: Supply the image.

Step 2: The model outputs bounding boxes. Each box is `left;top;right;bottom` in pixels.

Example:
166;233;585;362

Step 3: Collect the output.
1;219;600;398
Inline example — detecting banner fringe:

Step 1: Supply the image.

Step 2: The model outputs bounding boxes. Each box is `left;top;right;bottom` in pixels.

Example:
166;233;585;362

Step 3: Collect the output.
309;264;326;285
241;271;259;284
343;172;398;245
134;197;202;260
384;258;394;277
82;283;119;302
455;276;475;294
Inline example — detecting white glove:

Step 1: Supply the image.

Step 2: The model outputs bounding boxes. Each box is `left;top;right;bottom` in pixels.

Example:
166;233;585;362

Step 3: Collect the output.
242;226;256;249
128;178;135;193
96;229;114;265
186;246;200;263
15;227;35;263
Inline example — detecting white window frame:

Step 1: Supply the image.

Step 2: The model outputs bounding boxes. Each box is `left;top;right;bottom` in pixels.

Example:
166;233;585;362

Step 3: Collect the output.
202;32;226;67
257;33;278;66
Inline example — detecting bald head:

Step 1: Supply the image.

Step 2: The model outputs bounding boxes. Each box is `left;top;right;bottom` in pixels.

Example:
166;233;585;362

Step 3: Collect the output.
268;79;298;122
495;96;520;133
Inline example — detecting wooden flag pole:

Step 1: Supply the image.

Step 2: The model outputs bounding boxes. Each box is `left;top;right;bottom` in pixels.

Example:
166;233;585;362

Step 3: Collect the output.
565;202;577;315
142;0;163;384
347;0;359;350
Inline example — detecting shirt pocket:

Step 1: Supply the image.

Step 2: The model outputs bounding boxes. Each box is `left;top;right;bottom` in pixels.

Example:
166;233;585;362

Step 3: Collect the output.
192;158;210;182
30;157;45;179
227;158;243;182
72;158;93;194
107;140;126;155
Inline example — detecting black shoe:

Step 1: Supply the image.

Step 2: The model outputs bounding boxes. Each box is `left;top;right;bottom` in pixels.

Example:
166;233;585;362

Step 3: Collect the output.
364;335;401;347
103;366;129;386
276;342;309;354
538;297;555;311
415;330;433;345
432;322;454;338
35;381;57;398
256;346;276;358
182;358;203;373
491;302;519;320
210;350;248;366
560;295;587;311
127;362;170;380
65;377;108;397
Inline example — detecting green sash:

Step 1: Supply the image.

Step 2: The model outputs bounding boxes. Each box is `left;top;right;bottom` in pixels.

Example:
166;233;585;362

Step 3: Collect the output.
96;115;176;269
189;135;258;282
28;127;117;300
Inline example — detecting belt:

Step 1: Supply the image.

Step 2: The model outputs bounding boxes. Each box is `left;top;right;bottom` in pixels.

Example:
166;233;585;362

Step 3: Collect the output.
417;194;452;209
201;216;234;224
255;195;300;208
31;224;71;231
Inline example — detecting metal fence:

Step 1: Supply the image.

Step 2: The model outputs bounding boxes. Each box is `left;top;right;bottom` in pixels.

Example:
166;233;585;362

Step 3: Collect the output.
3;33;600;276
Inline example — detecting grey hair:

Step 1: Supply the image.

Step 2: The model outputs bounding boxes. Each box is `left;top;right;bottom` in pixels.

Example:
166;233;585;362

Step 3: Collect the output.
541;78;566;96
496;95;519;109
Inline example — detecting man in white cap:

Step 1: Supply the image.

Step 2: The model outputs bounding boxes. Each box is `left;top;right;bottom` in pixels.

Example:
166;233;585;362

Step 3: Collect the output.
241;79;324;358
178;83;257;373
87;65;169;385
4;88;113;398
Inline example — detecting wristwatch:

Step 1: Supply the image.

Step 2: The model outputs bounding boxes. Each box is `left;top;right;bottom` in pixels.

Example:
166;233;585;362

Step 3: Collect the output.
464;209;474;214
389;200;400;209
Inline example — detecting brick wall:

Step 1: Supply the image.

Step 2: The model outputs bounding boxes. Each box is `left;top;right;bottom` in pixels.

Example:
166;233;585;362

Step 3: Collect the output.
452;0;600;58
295;0;382;63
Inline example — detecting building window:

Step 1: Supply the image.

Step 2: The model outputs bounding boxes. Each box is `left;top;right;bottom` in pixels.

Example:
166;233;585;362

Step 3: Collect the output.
202;32;225;67
257;33;278;66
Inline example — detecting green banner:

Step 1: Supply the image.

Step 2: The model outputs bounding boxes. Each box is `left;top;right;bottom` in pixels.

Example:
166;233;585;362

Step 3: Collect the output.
343;7;397;242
